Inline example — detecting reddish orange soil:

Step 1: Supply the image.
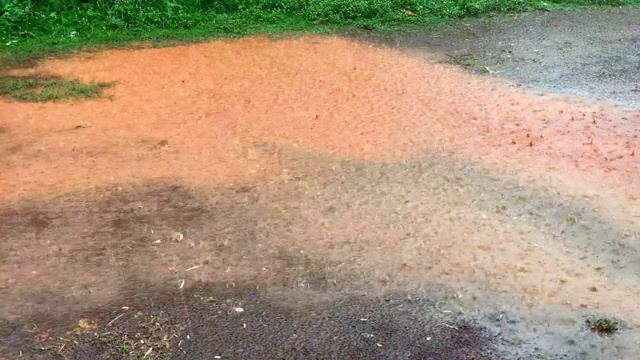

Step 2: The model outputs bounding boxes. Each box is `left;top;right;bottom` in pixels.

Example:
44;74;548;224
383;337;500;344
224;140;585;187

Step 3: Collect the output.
1;36;639;351
1;35;637;203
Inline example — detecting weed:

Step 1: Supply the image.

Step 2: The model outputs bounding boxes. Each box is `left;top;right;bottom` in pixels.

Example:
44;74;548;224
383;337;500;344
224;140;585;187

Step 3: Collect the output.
0;75;111;102
586;316;621;336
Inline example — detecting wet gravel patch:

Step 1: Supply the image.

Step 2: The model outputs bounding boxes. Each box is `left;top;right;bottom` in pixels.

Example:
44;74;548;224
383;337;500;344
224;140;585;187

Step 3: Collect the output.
3;284;508;360
379;6;640;108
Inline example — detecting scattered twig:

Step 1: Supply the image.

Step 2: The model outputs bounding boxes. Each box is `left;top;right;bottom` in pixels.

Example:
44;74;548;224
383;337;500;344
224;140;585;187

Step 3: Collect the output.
444;323;459;331
107;313;126;326
185;265;201;272
399;9;417;16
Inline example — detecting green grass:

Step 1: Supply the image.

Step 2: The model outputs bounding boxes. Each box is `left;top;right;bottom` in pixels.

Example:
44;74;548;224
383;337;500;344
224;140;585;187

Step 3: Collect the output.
586;316;622;336
0;75;111;102
1;0;639;68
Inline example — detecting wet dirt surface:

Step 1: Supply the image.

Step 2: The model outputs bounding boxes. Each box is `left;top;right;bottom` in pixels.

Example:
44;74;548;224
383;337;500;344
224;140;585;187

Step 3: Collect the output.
1;283;506;359
384;6;640;109
1;7;640;360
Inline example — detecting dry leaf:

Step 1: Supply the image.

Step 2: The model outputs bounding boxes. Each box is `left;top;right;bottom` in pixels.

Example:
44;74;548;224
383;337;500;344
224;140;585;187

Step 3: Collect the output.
76;318;97;332
400;9;417;16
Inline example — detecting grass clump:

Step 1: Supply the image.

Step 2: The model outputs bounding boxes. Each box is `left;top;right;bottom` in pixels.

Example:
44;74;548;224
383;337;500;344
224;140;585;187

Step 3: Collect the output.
0;75;111;102
586;316;621;336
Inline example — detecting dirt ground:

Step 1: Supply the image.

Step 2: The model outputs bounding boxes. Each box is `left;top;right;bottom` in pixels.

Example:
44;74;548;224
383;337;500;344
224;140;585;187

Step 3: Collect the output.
1;6;639;360
381;6;640;109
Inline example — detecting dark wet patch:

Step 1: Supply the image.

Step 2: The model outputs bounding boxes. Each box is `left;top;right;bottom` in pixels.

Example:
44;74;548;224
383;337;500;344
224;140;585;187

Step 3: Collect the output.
0;180;356;324
371;6;640;108
6;283;505;360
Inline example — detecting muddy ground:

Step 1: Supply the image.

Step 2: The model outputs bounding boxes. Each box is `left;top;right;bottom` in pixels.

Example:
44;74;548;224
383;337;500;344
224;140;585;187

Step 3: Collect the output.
1;6;639;360
383;6;640;109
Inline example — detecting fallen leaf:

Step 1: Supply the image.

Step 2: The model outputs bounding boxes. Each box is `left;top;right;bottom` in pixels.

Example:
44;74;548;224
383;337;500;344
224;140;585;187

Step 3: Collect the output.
400;9;417;16
76;318;97;332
